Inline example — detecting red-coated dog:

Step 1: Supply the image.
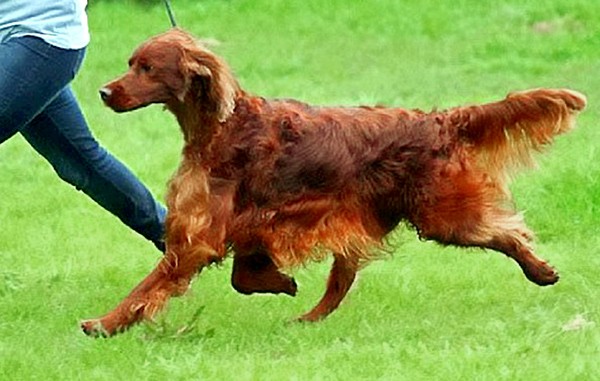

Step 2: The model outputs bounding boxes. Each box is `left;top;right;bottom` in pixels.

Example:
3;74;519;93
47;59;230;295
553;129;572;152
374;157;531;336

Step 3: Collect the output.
82;28;586;336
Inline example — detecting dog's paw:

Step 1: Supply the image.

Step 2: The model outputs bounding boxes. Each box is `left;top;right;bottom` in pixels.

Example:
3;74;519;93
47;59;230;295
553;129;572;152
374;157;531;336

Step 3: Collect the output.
80;319;110;338
294;311;323;323
525;262;559;286
281;275;298;296
231;267;298;296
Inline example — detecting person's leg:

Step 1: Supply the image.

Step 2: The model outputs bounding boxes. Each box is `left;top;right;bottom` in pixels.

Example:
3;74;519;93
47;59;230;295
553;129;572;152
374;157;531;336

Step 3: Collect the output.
21;85;166;249
0;36;83;143
0;36;165;249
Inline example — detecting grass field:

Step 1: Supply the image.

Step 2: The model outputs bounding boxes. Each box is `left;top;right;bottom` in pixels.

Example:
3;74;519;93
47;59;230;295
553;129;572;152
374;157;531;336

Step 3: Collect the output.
1;0;599;379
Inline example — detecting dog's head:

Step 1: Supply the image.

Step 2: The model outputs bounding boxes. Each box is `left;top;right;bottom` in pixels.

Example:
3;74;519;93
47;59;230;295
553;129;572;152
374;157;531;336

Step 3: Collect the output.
100;28;239;122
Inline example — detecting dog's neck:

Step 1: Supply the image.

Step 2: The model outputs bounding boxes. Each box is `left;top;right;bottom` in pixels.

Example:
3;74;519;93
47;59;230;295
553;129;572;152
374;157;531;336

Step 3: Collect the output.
167;101;219;147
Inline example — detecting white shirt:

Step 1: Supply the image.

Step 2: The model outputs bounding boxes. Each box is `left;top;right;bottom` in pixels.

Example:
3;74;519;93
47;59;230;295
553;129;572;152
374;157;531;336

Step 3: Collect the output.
0;0;89;49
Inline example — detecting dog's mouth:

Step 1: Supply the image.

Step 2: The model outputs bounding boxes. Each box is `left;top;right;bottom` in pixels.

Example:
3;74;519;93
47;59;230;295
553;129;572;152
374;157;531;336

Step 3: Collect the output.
108;102;147;113
99;87;148;113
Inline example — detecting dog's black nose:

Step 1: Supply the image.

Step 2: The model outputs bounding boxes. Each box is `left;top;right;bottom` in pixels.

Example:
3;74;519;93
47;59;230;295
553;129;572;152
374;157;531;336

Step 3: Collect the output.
99;87;112;101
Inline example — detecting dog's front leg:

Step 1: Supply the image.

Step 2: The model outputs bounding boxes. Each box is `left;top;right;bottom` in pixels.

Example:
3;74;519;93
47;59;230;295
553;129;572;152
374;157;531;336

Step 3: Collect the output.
80;245;211;337
231;251;298;296
80;217;227;337
81;164;232;337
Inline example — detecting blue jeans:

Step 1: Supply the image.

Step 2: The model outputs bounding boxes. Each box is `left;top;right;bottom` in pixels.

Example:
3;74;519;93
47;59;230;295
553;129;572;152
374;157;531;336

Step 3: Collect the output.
0;36;166;250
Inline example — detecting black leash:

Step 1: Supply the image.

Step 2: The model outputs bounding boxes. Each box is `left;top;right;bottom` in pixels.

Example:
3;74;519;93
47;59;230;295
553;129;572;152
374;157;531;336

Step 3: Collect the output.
164;0;178;27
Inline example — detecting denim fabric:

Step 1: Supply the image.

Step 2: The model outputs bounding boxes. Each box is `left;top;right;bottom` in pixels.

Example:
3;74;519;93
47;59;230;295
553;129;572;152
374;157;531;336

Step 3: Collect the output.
0;36;166;249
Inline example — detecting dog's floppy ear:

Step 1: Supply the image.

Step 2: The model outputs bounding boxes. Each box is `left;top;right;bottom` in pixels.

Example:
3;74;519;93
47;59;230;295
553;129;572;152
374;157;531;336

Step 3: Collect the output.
180;47;239;122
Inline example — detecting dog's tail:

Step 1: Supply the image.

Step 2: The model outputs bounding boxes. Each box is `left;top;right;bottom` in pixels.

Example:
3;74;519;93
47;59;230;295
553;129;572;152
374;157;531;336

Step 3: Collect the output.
448;88;586;175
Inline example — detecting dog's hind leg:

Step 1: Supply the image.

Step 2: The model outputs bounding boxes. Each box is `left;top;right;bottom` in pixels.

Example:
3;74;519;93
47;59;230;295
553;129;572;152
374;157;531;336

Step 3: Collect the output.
297;253;359;322
416;203;558;286
471;213;558;285
231;250;298;296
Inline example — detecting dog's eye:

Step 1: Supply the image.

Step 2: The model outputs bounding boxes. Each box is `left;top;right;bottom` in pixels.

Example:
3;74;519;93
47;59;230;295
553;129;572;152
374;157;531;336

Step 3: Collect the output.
140;63;153;73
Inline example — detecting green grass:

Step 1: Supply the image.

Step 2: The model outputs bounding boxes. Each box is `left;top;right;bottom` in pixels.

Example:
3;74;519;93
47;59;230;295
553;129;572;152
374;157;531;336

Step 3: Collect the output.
1;0;600;379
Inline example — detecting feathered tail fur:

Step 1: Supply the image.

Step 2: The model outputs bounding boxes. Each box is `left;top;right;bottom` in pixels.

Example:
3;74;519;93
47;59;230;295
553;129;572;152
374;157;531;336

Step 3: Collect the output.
448;88;587;176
